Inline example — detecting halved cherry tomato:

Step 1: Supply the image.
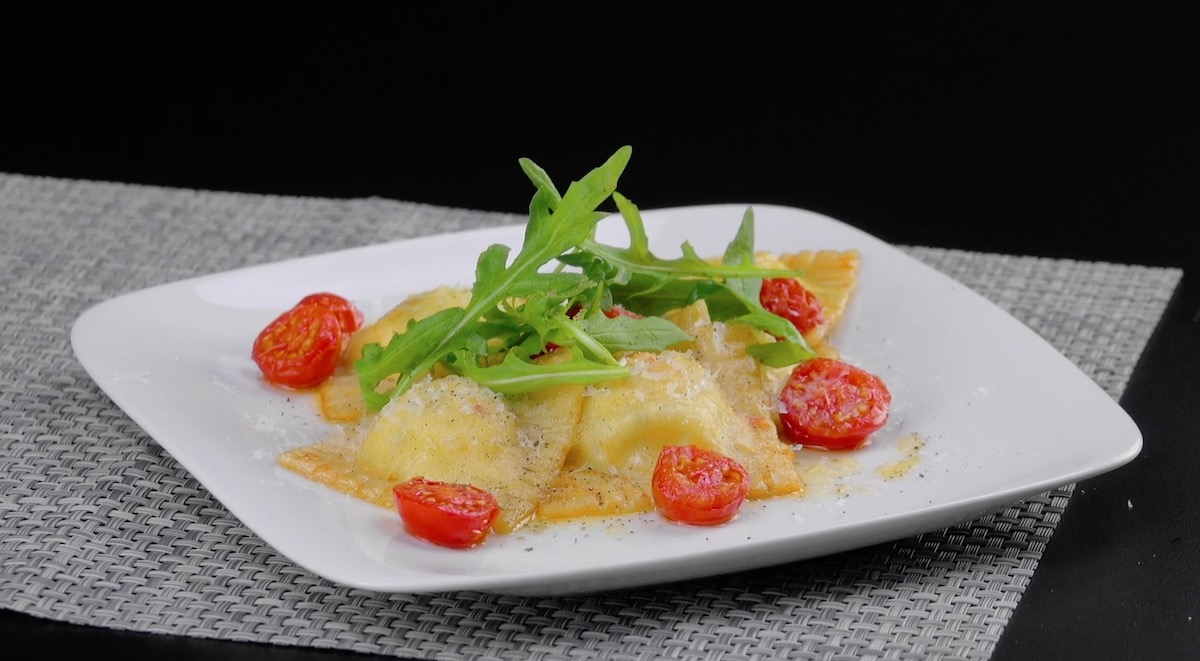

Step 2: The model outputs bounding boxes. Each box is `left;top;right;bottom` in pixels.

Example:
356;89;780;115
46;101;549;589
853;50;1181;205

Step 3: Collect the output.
760;277;826;336
298;292;363;334
392;477;500;548
251;302;344;389
651;445;750;526
778;357;891;450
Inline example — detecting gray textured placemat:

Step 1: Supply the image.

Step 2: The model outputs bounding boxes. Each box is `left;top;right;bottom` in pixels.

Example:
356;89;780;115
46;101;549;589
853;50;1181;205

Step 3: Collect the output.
0;173;1182;660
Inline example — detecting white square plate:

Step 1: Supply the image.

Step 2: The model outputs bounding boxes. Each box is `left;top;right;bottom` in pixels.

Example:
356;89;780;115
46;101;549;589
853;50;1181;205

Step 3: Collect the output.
70;203;1141;595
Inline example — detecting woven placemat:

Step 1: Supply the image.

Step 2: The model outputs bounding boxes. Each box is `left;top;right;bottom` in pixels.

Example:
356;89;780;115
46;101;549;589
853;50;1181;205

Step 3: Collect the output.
0;173;1182;660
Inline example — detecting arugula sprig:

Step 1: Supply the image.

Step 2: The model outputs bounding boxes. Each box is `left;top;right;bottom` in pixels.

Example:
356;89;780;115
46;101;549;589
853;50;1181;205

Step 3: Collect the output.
354;145;816;410
355;146;633;409
562;195;816;366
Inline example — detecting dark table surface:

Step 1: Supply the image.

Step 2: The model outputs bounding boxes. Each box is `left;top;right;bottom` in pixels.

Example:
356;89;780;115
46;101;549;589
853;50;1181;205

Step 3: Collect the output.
3;7;1197;660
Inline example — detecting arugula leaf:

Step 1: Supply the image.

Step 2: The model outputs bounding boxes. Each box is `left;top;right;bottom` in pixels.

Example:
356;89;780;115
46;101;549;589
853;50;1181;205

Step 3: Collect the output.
577;313;692;353
355;307;473;410
502;271;594;299
449;347;629;395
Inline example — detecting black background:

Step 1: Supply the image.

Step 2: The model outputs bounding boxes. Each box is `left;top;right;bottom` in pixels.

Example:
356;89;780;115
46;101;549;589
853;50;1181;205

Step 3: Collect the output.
3;6;1198;660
